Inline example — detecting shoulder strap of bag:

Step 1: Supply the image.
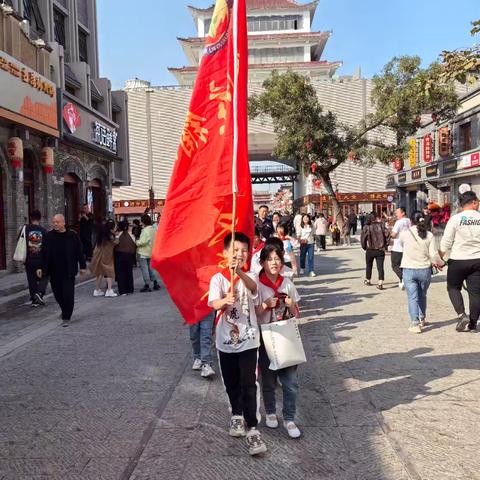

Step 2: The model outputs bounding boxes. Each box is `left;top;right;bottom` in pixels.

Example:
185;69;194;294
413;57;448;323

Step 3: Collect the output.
409;228;430;258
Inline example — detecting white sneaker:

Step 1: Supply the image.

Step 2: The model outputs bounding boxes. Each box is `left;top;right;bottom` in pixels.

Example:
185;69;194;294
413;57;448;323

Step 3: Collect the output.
201;363;215;378
246;428;267;455
93;289;104;297
229;416;246;437
265;414;278;428
299;269;304;275
284;421;301;439
105;289;118;298
408;325;422;334
309;271;316;277
399;281;405;290
192;359;202;370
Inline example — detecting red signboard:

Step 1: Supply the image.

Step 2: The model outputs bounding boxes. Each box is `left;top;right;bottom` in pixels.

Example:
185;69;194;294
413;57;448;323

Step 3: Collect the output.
423;134;432;163
393;158;403;171
63;102;81;134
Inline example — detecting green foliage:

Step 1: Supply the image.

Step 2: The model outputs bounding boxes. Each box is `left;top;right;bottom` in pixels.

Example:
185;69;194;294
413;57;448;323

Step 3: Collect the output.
439;19;480;84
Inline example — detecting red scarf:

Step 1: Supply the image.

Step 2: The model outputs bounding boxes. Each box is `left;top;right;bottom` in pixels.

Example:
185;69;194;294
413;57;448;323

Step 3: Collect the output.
220;264;249;286
259;272;284;308
252;241;265;256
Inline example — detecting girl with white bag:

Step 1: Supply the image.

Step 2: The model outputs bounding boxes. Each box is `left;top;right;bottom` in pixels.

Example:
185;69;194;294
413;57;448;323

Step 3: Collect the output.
255;243;303;439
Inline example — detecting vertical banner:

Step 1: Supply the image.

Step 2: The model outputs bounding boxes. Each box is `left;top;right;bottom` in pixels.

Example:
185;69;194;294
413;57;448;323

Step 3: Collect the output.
151;0;252;324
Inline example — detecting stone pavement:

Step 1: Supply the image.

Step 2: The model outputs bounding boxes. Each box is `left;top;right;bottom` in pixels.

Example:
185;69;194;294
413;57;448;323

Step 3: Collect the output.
0;248;479;479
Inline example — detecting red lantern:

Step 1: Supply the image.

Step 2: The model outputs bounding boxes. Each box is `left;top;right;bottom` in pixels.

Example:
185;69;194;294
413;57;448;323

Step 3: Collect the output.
310;163;317;173
7;137;23;169
41;147;54;174
314;179;322;189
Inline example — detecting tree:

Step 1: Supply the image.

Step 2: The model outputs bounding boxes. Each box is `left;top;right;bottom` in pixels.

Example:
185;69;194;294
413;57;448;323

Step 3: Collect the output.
438;20;480;84
248;57;458;226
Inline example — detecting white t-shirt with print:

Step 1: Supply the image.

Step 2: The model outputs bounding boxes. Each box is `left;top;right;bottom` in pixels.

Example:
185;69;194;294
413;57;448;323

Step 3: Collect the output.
257;276;301;326
208;272;260;353
392;217;412;252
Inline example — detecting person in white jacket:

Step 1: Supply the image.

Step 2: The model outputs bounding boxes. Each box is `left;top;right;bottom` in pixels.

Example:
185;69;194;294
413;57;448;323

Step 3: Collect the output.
440;191;480;332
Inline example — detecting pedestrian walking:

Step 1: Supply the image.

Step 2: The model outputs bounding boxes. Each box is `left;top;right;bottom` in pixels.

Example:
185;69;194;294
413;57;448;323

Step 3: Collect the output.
136;214;161;292
293;209;303;237
359;212;366;229
114;220;136;295
207;232;267;456
342;221;351;246
271;212;282;234
276;223;298;275
79;204;94;261
38;214;86;326
190;310;215;378
360;214;389;290
256;242;302;439
24;210;48;307
399;212;442;334
390;207;411;289
329;222;341;246
439;191;480;333
298;214;315;277
255;205;274;240
348;211;358;235
90;220;118;298
314;213;328;252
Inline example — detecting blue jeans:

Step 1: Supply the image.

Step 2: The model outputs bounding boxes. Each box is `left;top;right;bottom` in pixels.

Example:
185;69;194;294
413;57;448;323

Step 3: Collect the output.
259;343;299;421
300;243;314;273
403;268;432;325
189;312;215;364
138;256;160;286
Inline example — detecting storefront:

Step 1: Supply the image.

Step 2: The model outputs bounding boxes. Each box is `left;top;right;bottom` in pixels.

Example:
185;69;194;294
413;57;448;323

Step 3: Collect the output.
113;199;164;222
0;47;59;271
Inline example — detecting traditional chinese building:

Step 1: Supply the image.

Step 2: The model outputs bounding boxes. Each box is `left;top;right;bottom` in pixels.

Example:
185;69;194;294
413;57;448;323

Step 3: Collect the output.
0;1;129;272
113;0;395;220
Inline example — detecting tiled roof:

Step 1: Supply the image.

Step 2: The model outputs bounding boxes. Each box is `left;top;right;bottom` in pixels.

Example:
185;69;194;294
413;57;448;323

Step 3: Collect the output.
169;60;342;73
188;0;317;13
178;31;330;44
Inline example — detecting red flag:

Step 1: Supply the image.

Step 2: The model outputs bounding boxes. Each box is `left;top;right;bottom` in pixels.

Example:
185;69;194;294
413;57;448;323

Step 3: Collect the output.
151;0;253;325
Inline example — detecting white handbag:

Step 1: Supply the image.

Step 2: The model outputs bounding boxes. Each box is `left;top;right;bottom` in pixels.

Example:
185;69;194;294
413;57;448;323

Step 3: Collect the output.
260;318;307;371
13;226;27;263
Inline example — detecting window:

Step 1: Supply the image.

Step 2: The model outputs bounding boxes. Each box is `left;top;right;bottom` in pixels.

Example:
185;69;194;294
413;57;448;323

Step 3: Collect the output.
79;29;88;63
248;47;304;64
247;15;302;33
204;18;211;34
459;122;472;152
91;100;99;111
23;0;45;36
65;85;76;95
54;9;66;48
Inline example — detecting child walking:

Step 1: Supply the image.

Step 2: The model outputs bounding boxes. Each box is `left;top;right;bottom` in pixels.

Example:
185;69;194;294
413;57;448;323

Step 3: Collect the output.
255;242;302;439
208;232;267;456
190;310;215;378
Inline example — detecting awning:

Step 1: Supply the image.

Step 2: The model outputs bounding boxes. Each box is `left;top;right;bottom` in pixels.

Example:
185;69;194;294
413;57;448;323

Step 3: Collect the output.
114;206;164;215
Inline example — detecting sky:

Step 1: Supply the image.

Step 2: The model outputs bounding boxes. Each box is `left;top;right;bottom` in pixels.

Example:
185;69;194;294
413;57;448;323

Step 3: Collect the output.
97;0;480;90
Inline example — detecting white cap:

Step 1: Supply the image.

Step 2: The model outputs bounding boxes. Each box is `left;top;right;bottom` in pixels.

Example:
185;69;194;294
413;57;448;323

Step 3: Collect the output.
459;184;472;194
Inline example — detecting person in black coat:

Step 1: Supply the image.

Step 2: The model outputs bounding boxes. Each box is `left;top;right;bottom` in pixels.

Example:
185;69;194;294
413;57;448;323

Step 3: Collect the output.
38;214;86;325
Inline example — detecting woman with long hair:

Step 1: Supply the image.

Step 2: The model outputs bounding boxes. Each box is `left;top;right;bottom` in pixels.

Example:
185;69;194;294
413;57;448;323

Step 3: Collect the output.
399;211;442;333
360;214;389;290
298;214;315;277
114;220;136;295
90;220;118;297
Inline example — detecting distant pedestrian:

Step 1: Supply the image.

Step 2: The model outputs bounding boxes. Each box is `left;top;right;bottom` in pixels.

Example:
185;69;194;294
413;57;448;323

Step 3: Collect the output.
272;212;282;234
79;204;94;261
24;210;48;307
342;221;351;246
293;210;303;237
114;220;136;295
329;222;341;246
314;213;328;252
359;212;366;229
190;311;215;378
256;243;302;439
251;226;265;275
276;223;298;275
298;214;315;277
255;205;274;240
132;219;142;240
348;211;358;235
390;207;411;290
360;214;389;290
440;191;480;333
90;220;118;298
136;214;161;292
399;211;442;334
39;214;86;326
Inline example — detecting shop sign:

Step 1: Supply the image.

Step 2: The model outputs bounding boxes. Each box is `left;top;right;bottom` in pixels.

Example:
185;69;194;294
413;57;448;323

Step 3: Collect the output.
411;169;422;180
426;164;438;177
438;127;451;157
92;121;118;154
0;50;58;135
423;134;433;163
442;159;457;174
63;102;81;134
398;173;407;183
408;138;417;168
458;151;480;170
386;175;395;188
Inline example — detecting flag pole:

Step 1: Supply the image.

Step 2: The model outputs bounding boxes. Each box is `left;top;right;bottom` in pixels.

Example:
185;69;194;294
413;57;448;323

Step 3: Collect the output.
230;0;239;294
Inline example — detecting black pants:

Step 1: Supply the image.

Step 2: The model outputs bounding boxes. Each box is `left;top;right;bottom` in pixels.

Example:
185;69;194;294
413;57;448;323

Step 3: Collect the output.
315;235;326;250
218;348;258;429
26;264;48;301
115;252;135;295
350;223;357;235
391;251;403;281
81;237;93;260
447;258;480;326
366;249;385;281
50;274;75;320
